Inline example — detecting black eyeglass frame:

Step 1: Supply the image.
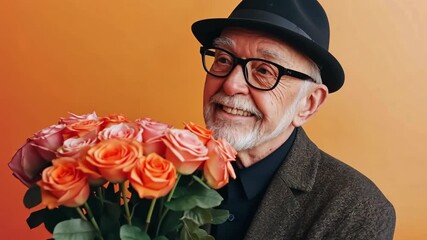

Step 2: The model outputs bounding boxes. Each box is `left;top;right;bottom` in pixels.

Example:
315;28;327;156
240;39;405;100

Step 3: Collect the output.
200;46;316;91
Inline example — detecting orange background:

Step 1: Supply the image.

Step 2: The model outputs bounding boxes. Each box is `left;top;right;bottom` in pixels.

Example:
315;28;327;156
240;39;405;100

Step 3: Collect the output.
1;0;426;239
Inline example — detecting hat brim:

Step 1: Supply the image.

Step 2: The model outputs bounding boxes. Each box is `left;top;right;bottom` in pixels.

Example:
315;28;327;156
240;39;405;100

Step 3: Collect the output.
192;18;344;93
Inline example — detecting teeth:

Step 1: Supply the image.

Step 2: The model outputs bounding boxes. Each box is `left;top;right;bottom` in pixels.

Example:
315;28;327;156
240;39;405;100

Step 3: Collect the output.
222;106;252;117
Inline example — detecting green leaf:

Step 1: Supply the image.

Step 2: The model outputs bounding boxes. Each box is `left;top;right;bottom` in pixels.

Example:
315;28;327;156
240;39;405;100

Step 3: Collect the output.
170;186;187;198
164;184;223;211
153;236;168;240
44;206;79;233
157;210;183;236
23;185;41;208
119;224;150;240
182;208;212;226
26;208;47;229
209;209;230;225
191;175;210;189
180;219;214;240
182;207;229;226
53;219;96;240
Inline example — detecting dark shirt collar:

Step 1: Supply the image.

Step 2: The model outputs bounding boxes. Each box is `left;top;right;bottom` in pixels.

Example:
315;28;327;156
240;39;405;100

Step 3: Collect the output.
235;128;297;199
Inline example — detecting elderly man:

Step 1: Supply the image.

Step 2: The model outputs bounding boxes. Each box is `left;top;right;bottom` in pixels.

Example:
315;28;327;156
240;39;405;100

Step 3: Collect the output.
191;0;396;239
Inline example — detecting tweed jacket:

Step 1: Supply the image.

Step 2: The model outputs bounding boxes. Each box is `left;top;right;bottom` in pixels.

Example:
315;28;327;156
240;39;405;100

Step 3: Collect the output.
243;128;396;240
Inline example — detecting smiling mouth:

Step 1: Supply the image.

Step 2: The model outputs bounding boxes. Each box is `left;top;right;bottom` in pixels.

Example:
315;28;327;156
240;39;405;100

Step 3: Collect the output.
220;104;253;117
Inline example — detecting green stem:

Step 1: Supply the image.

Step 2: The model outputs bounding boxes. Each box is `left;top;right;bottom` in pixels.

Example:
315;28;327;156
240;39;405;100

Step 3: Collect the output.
75;207;88;221
157;197;165;220
144;198;157;232
167;173;181;202
119;182;132;225
84;202;104;240
156;173;182;236
155;208;169;237
97;186;104;206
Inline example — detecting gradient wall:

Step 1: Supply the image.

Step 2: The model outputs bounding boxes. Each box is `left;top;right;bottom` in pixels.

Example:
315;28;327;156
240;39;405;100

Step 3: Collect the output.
1;0;425;239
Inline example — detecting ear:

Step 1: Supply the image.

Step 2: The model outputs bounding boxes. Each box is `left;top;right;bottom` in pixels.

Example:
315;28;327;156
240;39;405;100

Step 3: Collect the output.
292;84;328;127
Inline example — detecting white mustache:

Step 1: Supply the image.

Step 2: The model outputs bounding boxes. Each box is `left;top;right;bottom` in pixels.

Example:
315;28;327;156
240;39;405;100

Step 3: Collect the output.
209;92;263;118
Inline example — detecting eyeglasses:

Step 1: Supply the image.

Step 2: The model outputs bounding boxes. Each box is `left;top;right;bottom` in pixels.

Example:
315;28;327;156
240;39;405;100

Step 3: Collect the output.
200;46;316;91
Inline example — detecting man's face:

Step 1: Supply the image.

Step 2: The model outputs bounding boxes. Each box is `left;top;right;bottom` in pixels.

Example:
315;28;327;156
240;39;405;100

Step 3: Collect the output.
203;27;316;157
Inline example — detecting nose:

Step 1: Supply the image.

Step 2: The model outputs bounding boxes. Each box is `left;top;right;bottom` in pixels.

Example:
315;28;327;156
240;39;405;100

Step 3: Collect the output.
222;65;250;96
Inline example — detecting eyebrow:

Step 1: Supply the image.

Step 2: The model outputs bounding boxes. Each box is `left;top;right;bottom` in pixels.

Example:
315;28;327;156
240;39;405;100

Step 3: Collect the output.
213;37;234;48
259;49;292;66
213;36;292;65
259;49;280;60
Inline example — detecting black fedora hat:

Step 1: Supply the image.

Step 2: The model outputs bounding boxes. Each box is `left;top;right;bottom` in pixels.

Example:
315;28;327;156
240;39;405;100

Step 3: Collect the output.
192;0;344;93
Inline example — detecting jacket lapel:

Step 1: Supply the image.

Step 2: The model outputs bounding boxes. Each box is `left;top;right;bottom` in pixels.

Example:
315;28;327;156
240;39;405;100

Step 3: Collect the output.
244;128;321;239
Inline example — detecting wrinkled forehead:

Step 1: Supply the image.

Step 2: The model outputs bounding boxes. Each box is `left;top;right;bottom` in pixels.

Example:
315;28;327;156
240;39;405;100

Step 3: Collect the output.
216;27;311;66
216;27;291;46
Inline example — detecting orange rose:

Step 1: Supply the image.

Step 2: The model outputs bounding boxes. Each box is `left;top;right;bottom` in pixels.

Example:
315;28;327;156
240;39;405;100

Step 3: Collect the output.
64;119;104;139
203;138;237;189
85;138;142;183
38;157;90;209
77;157;106;186
100;113;128;128
129;153;176;199
184;122;213;145
162;129;208;175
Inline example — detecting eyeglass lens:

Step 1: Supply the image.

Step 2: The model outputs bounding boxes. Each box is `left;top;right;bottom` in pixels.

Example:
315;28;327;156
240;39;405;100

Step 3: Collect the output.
203;48;280;90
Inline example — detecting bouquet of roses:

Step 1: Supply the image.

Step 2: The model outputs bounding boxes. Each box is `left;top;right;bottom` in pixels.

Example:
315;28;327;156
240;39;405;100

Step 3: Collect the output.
8;112;237;240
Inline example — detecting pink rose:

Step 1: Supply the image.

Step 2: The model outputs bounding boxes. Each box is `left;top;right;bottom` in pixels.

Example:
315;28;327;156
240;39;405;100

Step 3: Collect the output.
38;157;90;209
59;112;99;125
57;131;98;159
9;141;55;187
135;118;173;140
30;124;66;158
162;129;208;175
98;123;143;142
9;124;66;187
203;138;237;189
135;118;173;156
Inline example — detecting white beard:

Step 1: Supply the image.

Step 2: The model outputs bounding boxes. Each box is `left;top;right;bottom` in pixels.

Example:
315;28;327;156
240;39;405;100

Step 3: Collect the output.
204;90;302;152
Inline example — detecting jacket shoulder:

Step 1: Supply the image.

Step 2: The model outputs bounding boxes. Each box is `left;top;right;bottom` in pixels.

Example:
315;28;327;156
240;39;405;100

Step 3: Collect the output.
316;150;390;204
302;150;396;239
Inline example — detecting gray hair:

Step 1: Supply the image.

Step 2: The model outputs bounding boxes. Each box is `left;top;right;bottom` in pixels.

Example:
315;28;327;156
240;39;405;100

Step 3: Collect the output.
307;58;322;84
